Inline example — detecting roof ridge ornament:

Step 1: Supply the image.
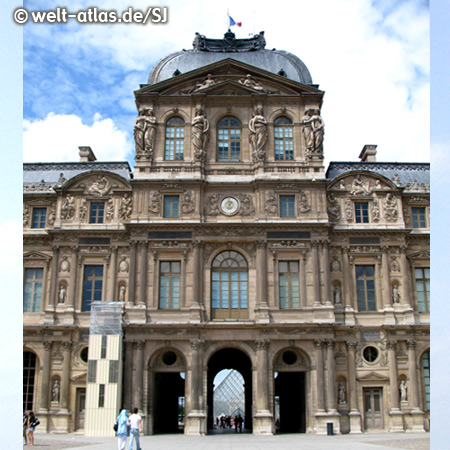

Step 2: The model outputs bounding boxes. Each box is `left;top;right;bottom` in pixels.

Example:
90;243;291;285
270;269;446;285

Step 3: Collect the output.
192;30;266;53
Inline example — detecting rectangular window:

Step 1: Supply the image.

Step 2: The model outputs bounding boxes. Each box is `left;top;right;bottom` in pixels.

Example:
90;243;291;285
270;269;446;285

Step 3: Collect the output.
82;265;103;311
98;384;105;407
23;268;44;312
164;195;179;218
412;207;426;228
101;335;107;359
87;360;97;383
89;202;105;224
32;208;47;228
279;261;300;308
159;261;181;309
280;195;295;217
415;267;430;312
355;202;369;223
356;265;376;311
423;352;430;411
109;360;119;383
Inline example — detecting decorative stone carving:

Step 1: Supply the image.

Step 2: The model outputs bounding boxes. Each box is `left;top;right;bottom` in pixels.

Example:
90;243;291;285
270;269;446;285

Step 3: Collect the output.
349;175;371;196
47;206;56;226
192;107;210;162
61;195;75;220
79;198;88;221
265;192;277;214
88;176;111;197
181;191;195;214
238;194;255;216
372;197;380;222
204;194;221;216
384;194;398;221
334;285;342;304
298;191;311;213
400;379;408;402
119;284;126;302
134;107;157;161
59;256;70;272
345;199;353;221
119;194;133;220
52;379;60;403
301;108;324;157
392;284;401;303
389;256;400;272
330;257;341;272
148;191;161;214
193;30;266;52
194;74;216;91
118;256;129;273
327;194;341;222
105;198;114;222
338;382;346;404
58;284;66;304
239;74;265;91
249;106;268;162
23;204;30;227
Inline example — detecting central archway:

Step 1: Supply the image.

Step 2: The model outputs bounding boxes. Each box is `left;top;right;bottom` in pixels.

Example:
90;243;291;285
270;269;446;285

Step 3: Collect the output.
207;348;253;432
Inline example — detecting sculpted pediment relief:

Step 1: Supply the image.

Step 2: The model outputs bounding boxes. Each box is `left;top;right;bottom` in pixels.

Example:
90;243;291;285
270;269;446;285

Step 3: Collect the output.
329;172;396;194
357;372;389;382
64;172;131;195
24;251;51;261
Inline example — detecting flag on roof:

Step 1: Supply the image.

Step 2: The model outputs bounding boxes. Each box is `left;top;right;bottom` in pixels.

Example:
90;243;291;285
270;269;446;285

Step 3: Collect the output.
228;14;242;27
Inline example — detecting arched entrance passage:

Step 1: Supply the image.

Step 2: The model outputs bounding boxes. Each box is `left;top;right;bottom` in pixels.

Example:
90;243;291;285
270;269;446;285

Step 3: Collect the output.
149;349;186;434
207;348;253;432
273;348;309;433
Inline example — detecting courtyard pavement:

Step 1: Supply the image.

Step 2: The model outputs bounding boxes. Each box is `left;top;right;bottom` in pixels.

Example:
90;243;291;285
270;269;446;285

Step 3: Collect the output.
26;431;431;450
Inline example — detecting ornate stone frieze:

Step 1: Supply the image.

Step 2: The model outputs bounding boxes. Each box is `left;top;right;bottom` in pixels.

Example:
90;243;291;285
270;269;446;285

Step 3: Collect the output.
384;194;398;222
181;191;195;214
271;241;306;248
61;195;75;221
265;192;278;215
119;194;133;220
349;246;380;254
298;192;311;213
152;241;189;249
148;191;161;214
105;198;114;222
23;180;56;193
348;175;372;196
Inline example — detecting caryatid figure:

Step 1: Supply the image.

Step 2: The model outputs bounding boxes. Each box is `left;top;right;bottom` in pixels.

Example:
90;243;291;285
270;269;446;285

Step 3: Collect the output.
249;106;268;162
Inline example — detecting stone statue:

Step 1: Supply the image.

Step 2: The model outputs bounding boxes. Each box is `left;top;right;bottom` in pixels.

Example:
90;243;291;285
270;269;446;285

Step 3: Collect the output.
119;194;133;220
105;198;114;221
265;193;278;214
194;74;215;91
119;285;126;302
298;192;311;213
350;175;370;196
338;382;346;404
47;206;56;226
79;198;88;221
134;107;157;160
384;193;398;221
302;109;324;155
392;284;400;303
148;191;161;214
182;191;195;214
61;195;75;220
239;74;265;91
88;176;111;197
327;194;341;222
52;379;60;403
345;199;353;221
23;205;30;227
372;197;380;222
334;285;342;305
192;107;210;162
58;285;66;304
400;380;407;402
249;106;268;162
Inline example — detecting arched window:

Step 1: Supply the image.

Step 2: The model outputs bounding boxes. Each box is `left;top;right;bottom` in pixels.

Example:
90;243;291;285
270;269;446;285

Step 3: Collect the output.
274;116;294;160
422;351;430;411
165;117;184;160
23;351;37;411
211;251;248;319
217;117;241;162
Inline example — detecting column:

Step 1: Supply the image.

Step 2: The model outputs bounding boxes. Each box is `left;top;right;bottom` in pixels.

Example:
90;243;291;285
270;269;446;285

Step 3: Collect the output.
387;341;400;410
326;340;337;412
192;241;203;305
256;340;270;411
342;247;352;309
152;251;158;309
300;250;307;306
60;342;72;410
322;241;332;305
40;341;52;411
128;241;137;305
123;341;133;409
375;256;383;310
399;246;411;307
256;240;268;306
108;246;118;301
190;339;203;411
312;241;321;306
47;246;59;311
346;341;362;433
406;340;420;410
381;246;392;307
132;340;144;411
68;246;78;308
138;241;148;306
314;340;326;412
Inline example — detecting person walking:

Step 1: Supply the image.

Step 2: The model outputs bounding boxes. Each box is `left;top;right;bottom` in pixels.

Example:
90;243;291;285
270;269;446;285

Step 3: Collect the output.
116;409;129;450
127;407;142;450
26;411;39;446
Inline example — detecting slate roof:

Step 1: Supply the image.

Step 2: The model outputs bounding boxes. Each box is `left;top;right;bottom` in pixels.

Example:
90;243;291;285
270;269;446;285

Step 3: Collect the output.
23;162;133;186
326;162;430;185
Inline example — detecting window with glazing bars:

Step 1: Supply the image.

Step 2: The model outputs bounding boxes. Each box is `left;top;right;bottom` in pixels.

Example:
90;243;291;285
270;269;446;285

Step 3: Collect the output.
354;202;369;223
89;202;105;223
23;268;43;312
274;116;294;160
356;265;376;311
415;267;430;312
159;261;181;309
412;207;426;228
165;117;184;160
32;208;47;228
82;265;103;311
280;195;295;217
217;117;241;161
164;195;179;217
279;261;300;308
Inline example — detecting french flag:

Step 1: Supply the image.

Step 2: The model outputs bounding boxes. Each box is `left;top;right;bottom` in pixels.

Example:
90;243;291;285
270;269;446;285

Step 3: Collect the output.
228;14;242;27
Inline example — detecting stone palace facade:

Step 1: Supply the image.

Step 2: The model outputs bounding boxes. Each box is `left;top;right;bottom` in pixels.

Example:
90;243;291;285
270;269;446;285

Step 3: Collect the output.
23;30;430;435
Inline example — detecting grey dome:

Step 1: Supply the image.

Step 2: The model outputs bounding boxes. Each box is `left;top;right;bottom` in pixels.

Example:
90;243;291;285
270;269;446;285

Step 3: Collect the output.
148;32;313;85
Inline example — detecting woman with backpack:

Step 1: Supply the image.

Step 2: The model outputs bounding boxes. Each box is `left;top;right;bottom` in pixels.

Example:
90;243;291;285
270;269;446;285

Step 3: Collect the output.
26;411;39;446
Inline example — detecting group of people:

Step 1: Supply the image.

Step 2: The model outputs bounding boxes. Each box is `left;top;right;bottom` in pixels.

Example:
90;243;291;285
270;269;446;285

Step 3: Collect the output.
116;407;143;450
23;411;39;446
215;414;244;432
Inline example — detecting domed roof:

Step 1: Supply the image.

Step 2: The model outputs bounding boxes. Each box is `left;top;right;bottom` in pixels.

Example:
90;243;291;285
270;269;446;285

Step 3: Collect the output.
148;31;313;86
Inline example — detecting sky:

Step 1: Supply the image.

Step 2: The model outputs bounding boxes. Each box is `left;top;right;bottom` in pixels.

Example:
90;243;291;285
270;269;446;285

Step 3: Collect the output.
0;0;447;446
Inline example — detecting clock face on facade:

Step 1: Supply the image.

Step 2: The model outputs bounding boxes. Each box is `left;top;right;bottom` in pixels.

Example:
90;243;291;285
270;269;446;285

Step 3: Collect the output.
220;196;239;215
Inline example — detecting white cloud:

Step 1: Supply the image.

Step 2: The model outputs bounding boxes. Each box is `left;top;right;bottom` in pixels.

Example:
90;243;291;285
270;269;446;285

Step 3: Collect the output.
23;112;132;162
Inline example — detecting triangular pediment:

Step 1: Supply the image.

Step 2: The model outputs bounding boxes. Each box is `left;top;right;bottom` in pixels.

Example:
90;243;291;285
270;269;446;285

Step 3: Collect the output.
24;251;51;261
136;58;322;98
357;372;390;382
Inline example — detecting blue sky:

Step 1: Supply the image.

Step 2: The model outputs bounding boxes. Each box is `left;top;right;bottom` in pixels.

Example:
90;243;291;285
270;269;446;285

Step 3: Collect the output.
0;0;446;445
